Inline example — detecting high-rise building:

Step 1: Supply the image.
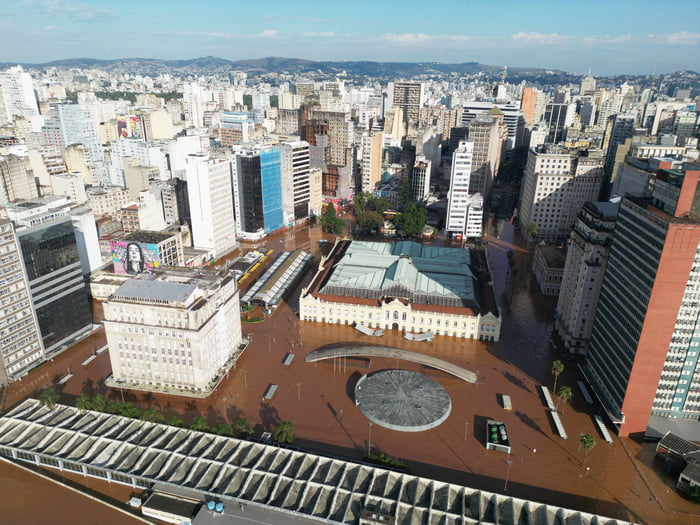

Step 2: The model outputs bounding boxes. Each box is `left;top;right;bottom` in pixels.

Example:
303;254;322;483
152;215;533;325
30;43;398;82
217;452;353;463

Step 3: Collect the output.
360;131;383;193
461;102;524;151
6;200;93;354
467;112;508;197
233;146;284;237
554;201;618;354
185;155;237;256
584;167;700;437
411;157;432;202
104;268;243;394
281;140;311;222
520;87;545;125
445;141;479;239
543;103;576;144
0;154;38;206
603;112;637;195
388;81;425;123
308;109;353;167
0;66;40;125
580;75;597;96
219;112;255;146
518;145;605;241
0;219;44;385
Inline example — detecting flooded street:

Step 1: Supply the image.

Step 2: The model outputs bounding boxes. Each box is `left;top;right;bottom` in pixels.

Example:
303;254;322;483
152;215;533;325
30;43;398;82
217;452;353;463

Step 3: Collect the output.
1;220;699;524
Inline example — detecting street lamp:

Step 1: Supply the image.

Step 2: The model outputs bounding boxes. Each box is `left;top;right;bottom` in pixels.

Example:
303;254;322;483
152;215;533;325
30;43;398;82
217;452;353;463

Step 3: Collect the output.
504;459;513;491
464;421;470;443
368;422;373;455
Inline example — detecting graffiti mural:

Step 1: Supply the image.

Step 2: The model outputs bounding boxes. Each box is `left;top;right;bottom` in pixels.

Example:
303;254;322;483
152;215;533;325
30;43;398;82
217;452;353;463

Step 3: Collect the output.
110;241;160;275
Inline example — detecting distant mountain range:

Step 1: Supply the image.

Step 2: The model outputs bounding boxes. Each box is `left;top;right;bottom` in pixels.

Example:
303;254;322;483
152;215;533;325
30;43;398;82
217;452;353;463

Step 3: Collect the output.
0;56;574;80
1;57;697;86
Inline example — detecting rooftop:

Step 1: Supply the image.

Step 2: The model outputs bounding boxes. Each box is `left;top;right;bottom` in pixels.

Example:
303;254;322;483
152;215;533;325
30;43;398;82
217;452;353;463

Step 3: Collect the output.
319;241;478;309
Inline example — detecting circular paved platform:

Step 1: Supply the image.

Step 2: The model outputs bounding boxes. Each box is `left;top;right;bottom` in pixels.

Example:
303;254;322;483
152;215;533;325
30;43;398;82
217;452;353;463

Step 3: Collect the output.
354;369;451;432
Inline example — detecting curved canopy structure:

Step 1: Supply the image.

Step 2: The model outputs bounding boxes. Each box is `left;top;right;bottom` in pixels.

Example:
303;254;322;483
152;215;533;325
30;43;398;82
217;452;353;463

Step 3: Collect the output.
305;344;477;383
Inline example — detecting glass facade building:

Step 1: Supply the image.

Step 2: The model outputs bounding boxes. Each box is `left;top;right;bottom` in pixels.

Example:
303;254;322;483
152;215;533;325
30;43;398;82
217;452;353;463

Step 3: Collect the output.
18;217;92;352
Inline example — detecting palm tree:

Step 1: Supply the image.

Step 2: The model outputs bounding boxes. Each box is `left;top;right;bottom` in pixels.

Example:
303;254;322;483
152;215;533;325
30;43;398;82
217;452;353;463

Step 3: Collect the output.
167;415;184;427
189;417;210;432
580;434;596;466
272;420;295;444
39;388;59;409
557;386;573;415
233;416;254;438
120;402;141;419
212;423;233;436
75;393;92;412
141;406;164;423
551;360;564;393
91;393;107;412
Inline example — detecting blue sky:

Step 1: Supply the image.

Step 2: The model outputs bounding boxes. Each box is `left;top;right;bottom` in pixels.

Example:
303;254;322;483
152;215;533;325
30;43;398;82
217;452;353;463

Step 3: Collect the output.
1;0;699;75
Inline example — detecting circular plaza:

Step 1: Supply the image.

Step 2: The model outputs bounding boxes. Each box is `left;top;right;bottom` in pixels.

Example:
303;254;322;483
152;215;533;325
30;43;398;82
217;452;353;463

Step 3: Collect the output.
354;369;452;432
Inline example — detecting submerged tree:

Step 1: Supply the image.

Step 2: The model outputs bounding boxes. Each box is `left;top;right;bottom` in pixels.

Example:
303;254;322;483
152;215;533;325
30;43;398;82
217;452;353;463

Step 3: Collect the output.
551;360;564;393
272;420;296;444
580;434;597;466
39;388;59;409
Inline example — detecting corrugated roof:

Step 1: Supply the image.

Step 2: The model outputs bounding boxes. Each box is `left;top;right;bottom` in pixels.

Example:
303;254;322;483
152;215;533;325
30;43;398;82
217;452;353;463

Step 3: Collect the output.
320;241;475;303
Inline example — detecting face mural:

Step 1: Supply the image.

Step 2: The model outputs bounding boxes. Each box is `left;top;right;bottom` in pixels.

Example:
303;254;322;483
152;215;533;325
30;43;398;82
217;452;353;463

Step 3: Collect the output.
110;241;160;275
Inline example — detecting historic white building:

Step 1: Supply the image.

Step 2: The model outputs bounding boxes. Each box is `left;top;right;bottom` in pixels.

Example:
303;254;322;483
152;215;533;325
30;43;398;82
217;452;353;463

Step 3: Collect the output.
300;240;501;341
103;268;243;394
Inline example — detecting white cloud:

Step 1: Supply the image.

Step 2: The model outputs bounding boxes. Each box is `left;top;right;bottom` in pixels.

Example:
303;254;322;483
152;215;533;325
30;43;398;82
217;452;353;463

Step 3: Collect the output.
378;33;476;44
302;32;336;38
665;31;700;45
511;32;570;45
251;29;279;38
27;0;116;22
581;34;632;46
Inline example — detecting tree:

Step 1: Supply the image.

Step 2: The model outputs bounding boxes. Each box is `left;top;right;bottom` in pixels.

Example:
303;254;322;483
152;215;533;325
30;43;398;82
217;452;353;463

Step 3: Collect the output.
39;388;59;409
395;203;426;237
397;175;413;209
233;416;254;438
189;417;210;432
212;423;233;436
272;420;295;444
357;210;384;233
167;415;184;427
551;360;564;393
106;400;124;414
75;393;92;412
141;406;164;423
353;192;369;214
557;386;573;415
320;204;344;235
580;434;596;466
120;402;141;419
526;221;538;241
91;393;107;412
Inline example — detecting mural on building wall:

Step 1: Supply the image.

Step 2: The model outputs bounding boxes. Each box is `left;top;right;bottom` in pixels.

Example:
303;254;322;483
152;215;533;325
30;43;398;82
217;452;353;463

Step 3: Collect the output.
117;116;143;139
110;241;160;275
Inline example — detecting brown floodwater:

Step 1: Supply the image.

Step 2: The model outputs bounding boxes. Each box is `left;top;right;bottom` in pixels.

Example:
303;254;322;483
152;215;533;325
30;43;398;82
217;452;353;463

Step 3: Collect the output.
1;220;699;525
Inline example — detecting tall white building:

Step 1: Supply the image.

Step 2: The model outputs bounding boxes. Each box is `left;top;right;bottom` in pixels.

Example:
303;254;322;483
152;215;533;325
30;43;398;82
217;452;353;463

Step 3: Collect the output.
185;155;237;257
411;157;432;202
104;268;243;394
0;219;44;385
445;141;478;238
518;146;605;240
360;131;383;193
0;66;40;126
281;140;311;223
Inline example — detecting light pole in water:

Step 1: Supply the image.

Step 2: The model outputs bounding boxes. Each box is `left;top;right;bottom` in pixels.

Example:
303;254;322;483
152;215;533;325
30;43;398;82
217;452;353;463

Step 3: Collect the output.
368;422;373;455
504;459;513;491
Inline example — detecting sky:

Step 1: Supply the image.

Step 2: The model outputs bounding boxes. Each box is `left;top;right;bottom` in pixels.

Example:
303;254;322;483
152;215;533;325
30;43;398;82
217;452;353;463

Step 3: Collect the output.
1;0;699;76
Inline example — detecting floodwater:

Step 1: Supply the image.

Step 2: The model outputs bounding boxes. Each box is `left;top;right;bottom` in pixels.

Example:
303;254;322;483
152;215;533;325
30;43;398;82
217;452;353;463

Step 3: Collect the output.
1;220;699;525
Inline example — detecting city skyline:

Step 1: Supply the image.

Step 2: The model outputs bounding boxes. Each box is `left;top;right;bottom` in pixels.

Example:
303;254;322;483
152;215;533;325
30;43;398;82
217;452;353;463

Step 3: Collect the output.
1;0;698;76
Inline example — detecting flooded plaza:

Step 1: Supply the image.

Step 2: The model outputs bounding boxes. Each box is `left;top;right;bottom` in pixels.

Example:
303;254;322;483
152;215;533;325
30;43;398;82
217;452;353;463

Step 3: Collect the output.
1;219;699;525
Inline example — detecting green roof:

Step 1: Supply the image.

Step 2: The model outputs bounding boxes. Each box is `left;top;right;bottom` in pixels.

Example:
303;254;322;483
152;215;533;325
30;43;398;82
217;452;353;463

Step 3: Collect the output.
320;241;478;308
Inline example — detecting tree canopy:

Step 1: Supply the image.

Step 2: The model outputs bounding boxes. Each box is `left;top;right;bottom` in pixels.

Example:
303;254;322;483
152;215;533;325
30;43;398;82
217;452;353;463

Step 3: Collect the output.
321;204;344;235
272;420;296;444
395;203;426;237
